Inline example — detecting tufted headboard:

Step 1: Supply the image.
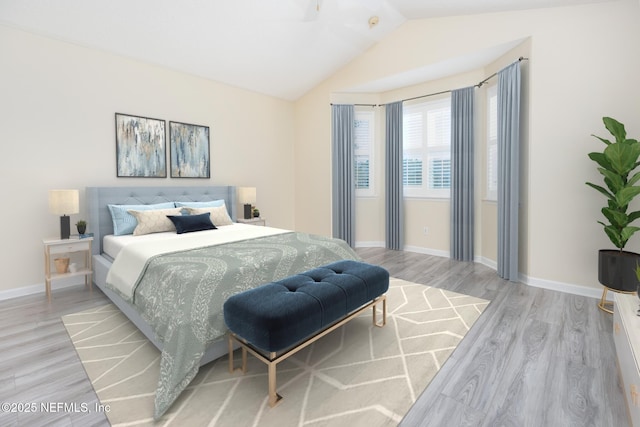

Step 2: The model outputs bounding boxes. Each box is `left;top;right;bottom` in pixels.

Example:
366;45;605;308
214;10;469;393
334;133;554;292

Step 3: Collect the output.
86;186;237;256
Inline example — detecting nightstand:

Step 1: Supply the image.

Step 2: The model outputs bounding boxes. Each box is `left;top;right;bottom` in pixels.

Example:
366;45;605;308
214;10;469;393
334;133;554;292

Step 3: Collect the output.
237;217;266;226
43;237;93;301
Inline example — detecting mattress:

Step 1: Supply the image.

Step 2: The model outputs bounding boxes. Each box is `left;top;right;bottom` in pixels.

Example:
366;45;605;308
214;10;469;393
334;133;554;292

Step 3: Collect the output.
103;231;176;259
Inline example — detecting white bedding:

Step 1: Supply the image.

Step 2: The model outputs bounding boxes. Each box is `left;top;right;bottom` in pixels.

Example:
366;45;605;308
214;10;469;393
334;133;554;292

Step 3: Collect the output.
104;232;183;259
105;223;289;300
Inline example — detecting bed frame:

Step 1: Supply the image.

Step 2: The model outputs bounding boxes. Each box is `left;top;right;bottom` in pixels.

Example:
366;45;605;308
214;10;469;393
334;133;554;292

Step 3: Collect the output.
86;185;238;365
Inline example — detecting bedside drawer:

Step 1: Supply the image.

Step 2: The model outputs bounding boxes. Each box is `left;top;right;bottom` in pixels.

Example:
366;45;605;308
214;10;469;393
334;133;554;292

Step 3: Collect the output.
48;241;90;255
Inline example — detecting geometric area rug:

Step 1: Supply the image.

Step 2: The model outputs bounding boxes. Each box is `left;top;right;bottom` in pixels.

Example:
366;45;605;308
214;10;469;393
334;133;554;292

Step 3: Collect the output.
62;278;489;427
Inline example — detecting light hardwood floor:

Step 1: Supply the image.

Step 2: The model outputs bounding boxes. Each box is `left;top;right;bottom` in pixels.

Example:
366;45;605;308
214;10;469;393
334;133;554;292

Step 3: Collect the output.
0;249;629;426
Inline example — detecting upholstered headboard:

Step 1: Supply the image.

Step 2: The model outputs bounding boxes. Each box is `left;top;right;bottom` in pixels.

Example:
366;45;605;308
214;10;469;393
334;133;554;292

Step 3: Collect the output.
86;186;237;256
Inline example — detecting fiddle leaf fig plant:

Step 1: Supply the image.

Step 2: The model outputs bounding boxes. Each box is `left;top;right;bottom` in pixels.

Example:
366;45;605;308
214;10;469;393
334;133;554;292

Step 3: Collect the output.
586;117;640;250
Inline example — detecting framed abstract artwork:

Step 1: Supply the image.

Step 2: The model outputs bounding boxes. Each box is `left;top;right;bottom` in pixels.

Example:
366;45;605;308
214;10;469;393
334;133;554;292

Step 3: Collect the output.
115;113;167;178
169;121;210;178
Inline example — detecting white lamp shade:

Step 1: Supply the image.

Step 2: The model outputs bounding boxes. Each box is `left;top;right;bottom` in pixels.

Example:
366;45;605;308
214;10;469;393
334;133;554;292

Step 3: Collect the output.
49;189;79;215
238;187;256;205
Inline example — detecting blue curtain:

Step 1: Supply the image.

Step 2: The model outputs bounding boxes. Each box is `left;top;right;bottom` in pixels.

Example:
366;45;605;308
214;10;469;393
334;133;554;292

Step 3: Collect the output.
451;87;475;261
331;104;355;247
385;101;404;250
497;62;521;281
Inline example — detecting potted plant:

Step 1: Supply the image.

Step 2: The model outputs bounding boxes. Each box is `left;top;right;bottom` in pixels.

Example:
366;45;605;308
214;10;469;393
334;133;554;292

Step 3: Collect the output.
76;220;87;235
586;117;640;292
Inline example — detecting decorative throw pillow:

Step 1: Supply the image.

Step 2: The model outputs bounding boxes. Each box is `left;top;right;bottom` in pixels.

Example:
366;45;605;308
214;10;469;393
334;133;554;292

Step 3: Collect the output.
108;202;175;235
185;205;233;226
167;213;217;234
128;207;183;235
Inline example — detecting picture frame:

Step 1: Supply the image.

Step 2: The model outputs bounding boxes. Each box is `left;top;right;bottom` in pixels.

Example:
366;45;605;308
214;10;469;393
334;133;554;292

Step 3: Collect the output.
115;113;166;178
169;121;210;178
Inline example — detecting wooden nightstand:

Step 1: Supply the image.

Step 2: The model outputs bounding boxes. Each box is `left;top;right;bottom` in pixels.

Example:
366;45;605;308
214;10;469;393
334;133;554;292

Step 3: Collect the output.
43;237;93;301
237;217;266;226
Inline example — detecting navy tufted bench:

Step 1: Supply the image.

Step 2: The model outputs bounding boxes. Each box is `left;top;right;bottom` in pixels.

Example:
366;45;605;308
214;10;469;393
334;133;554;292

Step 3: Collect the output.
223;260;389;406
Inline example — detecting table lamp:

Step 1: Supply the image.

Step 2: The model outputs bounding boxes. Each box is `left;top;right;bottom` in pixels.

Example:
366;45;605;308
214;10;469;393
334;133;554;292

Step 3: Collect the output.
238;187;256;219
49;189;79;239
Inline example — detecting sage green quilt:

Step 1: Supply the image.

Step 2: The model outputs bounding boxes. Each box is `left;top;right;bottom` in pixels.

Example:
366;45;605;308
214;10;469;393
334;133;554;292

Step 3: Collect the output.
117;231;359;419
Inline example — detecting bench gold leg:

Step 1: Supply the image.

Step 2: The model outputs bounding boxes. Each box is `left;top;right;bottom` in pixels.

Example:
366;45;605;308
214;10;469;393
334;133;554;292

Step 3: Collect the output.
268;361;282;407
228;335;234;373
372;295;387;327
228;334;248;374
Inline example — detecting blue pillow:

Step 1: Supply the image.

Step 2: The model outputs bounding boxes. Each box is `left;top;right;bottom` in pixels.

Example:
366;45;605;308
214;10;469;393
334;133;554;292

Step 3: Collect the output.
174;200;225;208
167;213;217;234
108;202;175;235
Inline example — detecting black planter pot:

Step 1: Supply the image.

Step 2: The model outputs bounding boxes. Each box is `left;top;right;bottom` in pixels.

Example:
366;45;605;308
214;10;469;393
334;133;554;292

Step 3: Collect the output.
598;249;640;292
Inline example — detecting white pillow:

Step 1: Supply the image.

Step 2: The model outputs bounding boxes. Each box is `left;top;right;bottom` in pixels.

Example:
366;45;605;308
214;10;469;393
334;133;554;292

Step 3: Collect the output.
108;202;175;235
128;207;183;235
186;205;233;226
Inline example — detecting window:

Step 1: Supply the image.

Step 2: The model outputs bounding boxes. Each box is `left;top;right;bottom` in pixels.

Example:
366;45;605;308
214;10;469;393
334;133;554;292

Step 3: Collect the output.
402;97;451;198
354;109;374;196
487;85;498;201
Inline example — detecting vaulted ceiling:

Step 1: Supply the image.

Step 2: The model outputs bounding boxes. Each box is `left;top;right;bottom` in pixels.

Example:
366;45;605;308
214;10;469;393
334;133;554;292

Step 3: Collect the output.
0;0;614;100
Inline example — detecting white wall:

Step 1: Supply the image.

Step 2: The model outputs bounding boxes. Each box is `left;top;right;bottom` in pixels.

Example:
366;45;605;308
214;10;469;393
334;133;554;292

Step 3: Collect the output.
0;25;296;296
294;0;640;294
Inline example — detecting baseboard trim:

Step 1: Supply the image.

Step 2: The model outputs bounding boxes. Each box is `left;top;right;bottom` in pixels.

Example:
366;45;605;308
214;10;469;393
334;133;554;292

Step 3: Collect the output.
476;257;607;301
403;245;450;259
475;256;497;270
475;260;608;301
357;243;609;302
355;241;385;248
0;277;86;301
354;241;451;259
519;273;607;300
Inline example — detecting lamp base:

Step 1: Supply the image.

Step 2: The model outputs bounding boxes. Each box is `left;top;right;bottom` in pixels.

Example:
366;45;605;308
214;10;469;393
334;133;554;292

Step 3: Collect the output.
243;204;252;220
60;215;70;240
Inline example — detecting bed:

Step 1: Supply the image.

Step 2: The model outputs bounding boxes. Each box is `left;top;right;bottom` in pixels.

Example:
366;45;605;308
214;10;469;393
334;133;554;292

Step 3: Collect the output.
86;186;359;419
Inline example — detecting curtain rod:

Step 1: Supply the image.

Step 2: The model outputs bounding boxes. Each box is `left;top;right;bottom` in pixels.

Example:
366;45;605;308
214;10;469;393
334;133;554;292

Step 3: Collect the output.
330;57;528;108
328;103;379;107
475;57;529;88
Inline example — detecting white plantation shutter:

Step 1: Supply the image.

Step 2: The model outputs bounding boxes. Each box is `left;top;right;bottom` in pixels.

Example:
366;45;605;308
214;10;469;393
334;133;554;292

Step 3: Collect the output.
403;111;423;150
403;97;451;198
426;104;450;148
354;110;374;196
402;158;422;186
427;102;451;191
430;157;451;189
402;110;423;187
354;155;369;188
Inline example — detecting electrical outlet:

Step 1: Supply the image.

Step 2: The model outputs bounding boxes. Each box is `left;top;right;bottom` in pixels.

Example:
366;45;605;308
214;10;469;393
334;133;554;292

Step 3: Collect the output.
423;227;429;235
